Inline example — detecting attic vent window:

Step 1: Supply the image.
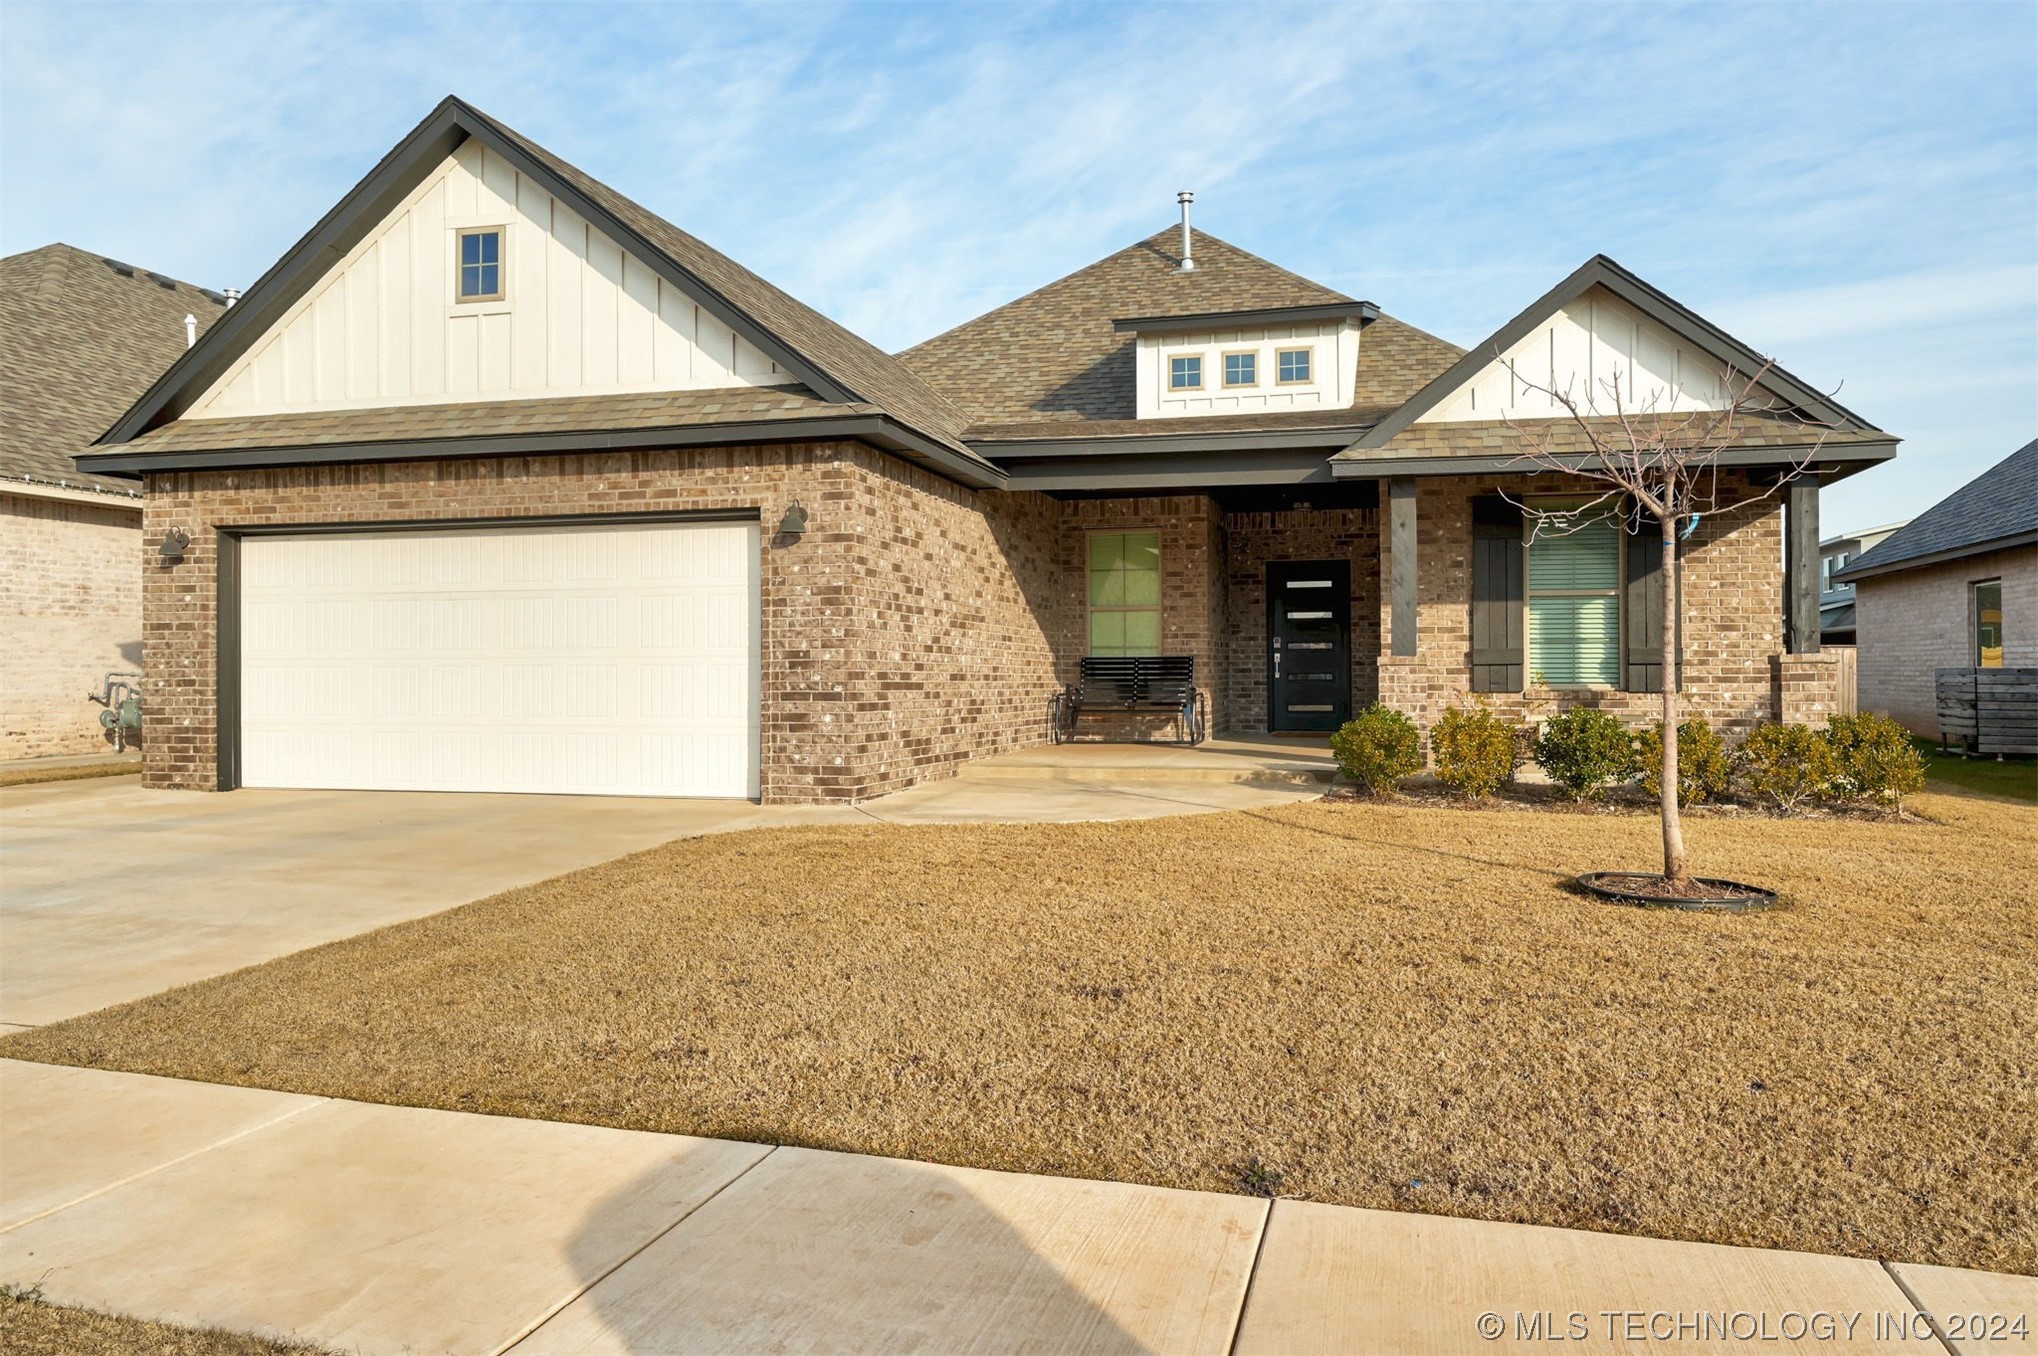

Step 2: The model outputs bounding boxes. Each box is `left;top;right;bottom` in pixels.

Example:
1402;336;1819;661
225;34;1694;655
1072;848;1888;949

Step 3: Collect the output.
457;228;503;302
1169;355;1204;391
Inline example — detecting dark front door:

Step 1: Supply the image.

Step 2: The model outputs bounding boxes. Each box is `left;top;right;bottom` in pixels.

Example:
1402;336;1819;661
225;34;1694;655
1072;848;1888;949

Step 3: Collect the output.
1268;560;1352;732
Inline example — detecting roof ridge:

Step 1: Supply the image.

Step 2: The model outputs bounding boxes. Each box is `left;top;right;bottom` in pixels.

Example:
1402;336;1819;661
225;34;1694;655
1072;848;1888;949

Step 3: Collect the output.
899;225;1349;359
5;242;228;305
1134;224;1356;308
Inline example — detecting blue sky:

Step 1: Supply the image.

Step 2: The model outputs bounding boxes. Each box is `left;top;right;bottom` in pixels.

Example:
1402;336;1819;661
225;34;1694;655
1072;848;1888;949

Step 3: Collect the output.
3;1;2032;529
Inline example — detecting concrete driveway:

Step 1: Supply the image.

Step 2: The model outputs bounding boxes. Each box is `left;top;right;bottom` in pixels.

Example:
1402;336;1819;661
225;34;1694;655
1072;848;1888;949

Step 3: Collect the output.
0;763;1322;1030
0;777;845;1028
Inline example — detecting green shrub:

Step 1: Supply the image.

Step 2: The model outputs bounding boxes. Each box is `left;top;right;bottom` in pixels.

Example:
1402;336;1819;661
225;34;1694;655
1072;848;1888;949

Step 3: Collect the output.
1822;712;1926;808
1330;705;1423;794
1738;722;1840;813
1533;708;1637;800
1635;718;1735;806
1430;704;1524;799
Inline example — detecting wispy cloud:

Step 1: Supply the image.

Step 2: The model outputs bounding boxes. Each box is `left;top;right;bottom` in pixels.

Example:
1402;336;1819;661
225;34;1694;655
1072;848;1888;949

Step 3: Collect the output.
1;0;2031;526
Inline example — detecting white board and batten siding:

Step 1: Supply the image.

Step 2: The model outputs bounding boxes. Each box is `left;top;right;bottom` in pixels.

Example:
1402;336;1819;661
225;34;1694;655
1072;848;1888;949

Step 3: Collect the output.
190;141;783;418
1420;285;1761;423
238;520;761;799
1135;320;1359;419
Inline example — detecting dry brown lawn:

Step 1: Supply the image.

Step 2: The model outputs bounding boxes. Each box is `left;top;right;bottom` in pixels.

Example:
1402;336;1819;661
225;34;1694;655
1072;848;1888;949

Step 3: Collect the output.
4;793;2033;1273
0;1292;330;1355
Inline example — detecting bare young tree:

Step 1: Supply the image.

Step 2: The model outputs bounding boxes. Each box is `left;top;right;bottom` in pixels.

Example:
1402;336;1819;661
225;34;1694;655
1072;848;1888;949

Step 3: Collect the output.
1497;361;1837;887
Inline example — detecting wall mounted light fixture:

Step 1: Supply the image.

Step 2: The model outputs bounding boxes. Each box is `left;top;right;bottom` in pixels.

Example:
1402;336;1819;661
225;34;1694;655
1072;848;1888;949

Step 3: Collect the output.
777;501;809;536
158;527;191;563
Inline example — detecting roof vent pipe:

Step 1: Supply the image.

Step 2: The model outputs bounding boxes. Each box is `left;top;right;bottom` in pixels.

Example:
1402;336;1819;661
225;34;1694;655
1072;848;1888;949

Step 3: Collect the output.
1176;191;1195;273
223;287;241;307
183;314;197;349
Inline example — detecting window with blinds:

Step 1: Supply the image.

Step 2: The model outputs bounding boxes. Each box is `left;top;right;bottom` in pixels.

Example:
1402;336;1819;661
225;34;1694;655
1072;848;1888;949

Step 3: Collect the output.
1089;531;1162;656
1528;513;1621;686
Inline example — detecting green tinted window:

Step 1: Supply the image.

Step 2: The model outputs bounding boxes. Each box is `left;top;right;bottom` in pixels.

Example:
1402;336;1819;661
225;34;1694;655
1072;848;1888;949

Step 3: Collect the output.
1088;531;1161;656
1528;514;1621;686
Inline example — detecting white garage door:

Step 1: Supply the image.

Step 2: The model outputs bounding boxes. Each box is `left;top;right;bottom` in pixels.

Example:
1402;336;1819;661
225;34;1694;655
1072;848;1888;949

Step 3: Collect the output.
238;519;760;798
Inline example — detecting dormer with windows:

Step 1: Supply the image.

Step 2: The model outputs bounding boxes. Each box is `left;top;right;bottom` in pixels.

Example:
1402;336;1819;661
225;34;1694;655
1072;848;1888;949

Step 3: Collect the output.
1116;301;1375;419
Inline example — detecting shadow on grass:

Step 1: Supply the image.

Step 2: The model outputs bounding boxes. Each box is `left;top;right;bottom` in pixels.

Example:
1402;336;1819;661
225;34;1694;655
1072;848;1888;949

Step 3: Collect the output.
1243;805;1576;880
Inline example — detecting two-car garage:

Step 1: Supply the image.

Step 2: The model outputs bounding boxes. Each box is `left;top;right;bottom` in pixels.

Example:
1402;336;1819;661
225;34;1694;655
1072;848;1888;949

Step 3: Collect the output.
232;517;761;799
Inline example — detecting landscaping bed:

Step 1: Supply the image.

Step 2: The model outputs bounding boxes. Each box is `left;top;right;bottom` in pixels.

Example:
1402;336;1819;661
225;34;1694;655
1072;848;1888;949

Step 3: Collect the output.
3;795;2032;1274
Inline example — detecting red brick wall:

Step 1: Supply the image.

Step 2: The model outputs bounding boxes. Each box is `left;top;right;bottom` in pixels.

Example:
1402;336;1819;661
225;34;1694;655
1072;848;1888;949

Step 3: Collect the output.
1853;544;2038;733
1372;474;1812;738
1;489;144;759
139;441;1064;802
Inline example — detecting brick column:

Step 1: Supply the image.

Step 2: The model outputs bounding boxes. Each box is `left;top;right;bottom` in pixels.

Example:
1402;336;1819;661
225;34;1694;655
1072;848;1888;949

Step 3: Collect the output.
1775;651;1848;727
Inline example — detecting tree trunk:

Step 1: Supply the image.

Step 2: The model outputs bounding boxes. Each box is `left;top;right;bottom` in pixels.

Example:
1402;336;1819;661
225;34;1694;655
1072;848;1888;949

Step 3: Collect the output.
1659;517;1690;884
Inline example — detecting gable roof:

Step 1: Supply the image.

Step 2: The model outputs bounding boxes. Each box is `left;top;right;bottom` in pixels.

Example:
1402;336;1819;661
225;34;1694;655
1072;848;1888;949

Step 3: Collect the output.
84;96;996;487
1339;254;1884;456
1835;438;2037;582
897;226;1461;437
1;243;226;496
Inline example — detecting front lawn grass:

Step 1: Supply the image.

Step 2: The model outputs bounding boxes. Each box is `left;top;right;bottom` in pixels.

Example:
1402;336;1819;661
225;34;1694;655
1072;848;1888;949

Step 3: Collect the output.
4;794;2032;1274
0;1290;331;1355
1917;737;2038;803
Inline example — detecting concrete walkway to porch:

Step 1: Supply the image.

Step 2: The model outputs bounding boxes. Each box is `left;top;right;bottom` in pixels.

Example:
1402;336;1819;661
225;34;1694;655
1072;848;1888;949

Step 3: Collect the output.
3;1058;2029;1354
958;733;1338;783
849;734;1337;823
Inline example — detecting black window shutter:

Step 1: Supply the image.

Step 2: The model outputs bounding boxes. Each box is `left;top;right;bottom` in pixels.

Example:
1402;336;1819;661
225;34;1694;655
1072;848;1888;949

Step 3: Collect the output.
1625;517;1680;692
1470;496;1524;692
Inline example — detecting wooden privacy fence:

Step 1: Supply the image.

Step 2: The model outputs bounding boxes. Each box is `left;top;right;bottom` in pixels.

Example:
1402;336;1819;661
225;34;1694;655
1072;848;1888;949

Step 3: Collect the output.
1936;667;2038;755
1832;647;1858;718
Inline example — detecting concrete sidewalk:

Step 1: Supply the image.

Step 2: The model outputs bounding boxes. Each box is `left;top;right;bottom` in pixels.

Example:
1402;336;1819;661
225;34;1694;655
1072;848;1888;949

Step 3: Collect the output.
3;1060;2029;1354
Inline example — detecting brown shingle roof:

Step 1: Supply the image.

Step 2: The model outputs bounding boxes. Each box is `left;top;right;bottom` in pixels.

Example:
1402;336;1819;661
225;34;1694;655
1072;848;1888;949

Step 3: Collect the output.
897;227;1462;429
1333;411;1892;463
1352;315;1466;407
468;106;980;457
1;244;226;494
124;386;863;455
970;406;1399;444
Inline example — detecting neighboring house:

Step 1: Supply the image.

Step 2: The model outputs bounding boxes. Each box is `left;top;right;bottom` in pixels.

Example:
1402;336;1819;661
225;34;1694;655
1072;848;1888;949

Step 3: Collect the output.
1817;521;1906;646
1835;439;2037;735
75;98;1895;803
1;244;228;759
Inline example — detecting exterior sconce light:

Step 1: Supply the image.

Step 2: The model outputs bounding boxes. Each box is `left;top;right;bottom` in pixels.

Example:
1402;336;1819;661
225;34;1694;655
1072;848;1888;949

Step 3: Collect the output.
777;501;809;536
158;527;192;563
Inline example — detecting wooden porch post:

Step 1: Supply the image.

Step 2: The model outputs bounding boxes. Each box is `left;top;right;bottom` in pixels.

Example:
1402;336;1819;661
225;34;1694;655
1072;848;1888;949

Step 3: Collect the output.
1389;476;1418;657
1786;477;1821;655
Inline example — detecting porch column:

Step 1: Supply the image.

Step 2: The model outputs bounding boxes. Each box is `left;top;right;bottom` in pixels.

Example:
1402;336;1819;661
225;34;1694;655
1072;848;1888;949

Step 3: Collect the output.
1389;476;1418;656
1786;476;1821;654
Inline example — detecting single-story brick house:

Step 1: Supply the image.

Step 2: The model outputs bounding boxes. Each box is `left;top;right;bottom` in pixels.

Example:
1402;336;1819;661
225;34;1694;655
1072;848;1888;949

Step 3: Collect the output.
78;98;1895;802
1836;438;2036;735
2;244;227;759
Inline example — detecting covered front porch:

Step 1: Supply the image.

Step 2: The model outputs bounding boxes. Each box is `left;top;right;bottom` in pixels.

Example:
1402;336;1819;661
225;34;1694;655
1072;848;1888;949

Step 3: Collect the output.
1031;464;1841;750
1047;481;1385;742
